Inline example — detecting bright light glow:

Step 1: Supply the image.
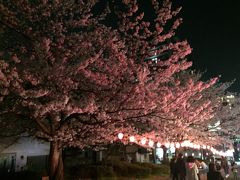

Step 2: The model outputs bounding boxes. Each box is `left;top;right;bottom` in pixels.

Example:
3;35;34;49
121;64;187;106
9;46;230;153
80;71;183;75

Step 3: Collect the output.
141;138;147;145
157;142;161;148
212;149;216;154
185;153;188;156
192;153;194;156
118;133;124;140
207;146;210;150
226;95;234;99
184;140;191;147
170;146;175;153
181;142;185;147
206;153;209;156
149;140;154;147
225;149;234;157
199;153;201;156
129;136;135;142
202;145;206;149
165;142;170;148
189;143;194;148
156;148;164;160
175;142;180;149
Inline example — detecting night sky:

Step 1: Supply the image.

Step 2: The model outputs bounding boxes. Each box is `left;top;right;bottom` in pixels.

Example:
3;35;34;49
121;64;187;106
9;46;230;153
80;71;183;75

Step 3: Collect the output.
175;0;240;92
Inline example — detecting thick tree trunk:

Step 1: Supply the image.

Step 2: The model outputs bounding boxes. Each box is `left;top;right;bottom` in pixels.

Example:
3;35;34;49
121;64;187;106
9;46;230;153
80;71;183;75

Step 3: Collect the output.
49;141;64;180
162;147;168;164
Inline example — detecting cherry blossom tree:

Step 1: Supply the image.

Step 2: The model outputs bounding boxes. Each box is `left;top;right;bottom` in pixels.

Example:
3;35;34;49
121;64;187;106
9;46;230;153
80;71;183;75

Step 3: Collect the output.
207;91;240;139
174;72;235;148
0;0;220;179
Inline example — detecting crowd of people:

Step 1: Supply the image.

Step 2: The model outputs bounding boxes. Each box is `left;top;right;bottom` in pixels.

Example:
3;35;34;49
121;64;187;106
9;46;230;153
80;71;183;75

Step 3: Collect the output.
169;153;238;180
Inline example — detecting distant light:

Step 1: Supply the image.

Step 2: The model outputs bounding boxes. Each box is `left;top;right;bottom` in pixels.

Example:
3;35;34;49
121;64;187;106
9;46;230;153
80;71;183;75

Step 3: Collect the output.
184;140;191;147
202;145;207;149
206;153;209;156
199;153;201;156
185;153;188;156
192;153;194;156
193;144;197;149
181;142;185;147
118;133;124;140
189;143;194;148
149;140;154;147
165;142;170;148
141;138;147;145
226;95;234;99
129;136;135;142
175;142;180;149
157;142;161;148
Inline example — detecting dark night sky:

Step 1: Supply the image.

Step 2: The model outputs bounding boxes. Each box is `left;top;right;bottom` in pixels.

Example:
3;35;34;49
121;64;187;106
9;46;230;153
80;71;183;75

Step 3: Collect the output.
175;0;240;92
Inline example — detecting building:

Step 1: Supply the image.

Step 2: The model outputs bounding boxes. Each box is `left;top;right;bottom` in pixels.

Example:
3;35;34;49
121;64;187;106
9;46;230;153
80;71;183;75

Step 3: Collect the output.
0;137;49;173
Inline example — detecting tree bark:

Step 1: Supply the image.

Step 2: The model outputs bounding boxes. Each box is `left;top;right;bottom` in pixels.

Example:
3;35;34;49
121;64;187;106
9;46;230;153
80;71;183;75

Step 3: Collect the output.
49;141;64;180
162;147;168;164
152;148;156;164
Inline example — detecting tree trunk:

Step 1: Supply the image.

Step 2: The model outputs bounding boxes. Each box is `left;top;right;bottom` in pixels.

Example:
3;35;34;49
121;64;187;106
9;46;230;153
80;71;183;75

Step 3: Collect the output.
49;141;64;180
162;147;168;164
152;148;156;164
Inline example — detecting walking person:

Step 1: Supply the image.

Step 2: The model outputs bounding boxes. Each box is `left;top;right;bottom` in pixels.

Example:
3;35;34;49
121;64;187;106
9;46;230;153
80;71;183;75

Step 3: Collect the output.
207;162;224;180
176;153;186;180
170;156;178;180
198;159;208;180
186;156;199;180
220;156;229;177
231;161;238;180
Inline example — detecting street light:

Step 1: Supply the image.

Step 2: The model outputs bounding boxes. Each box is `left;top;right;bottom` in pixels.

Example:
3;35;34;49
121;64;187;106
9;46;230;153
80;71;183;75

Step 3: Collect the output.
129;136;135;142
118;133;124;140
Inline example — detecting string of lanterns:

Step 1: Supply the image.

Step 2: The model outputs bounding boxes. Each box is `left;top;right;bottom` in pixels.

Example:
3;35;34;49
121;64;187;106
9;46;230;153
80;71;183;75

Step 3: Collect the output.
117;133;234;157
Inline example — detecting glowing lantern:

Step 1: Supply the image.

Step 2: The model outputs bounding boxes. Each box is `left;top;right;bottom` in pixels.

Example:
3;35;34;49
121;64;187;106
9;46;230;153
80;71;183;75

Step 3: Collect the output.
157;142;161;148
193;144;198;149
118;133;124;140
189;143;194;148
129;136;135;142
184;140;191;147
149;140;154;147
181;141;186;147
141;138;147;145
